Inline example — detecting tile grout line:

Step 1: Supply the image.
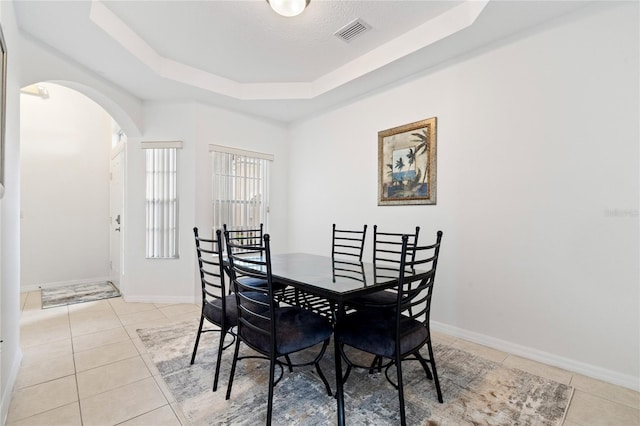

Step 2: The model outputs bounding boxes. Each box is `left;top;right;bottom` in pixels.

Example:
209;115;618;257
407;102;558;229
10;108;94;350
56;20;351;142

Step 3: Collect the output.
116;302;179;424
12;293;80;424
560;386;576;426
68;304;86;426
74;300;161;424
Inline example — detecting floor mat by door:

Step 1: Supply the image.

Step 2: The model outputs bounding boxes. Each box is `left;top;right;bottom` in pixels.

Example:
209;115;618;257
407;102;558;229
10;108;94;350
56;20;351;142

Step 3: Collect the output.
41;281;120;309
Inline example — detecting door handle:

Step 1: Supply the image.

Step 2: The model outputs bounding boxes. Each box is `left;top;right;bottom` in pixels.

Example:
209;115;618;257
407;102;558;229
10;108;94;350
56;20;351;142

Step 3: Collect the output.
115;227;121;232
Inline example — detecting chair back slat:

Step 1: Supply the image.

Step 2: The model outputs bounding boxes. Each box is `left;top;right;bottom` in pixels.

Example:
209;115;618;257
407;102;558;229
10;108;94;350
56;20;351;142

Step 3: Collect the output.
396;231;443;327
373;225;420;267
372;225;415;283
223;224;264;255
332;224;368;283
225;231;277;354
194;227;227;304
332;224;367;261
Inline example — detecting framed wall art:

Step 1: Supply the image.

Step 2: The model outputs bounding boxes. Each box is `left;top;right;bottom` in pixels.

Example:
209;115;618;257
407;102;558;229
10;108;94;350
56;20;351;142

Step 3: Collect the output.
378;117;437;206
0;24;6;199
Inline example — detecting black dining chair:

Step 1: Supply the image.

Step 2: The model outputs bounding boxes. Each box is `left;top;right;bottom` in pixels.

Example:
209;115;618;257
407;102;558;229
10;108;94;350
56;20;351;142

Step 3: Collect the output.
335;230;444;426
224;232;334;426
346;225;420;310
332;223;368;282
282;224;368;320
332;223;367;260
224;223;289;294
223;223;264;255
191;227;237;392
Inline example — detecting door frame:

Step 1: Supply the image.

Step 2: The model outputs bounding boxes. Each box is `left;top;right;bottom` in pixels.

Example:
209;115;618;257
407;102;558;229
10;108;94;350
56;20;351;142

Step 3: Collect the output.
110;141;126;292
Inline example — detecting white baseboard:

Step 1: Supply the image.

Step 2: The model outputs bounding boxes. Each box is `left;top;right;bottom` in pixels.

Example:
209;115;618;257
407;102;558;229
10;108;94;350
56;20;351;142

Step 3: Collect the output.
431;321;639;392
0;347;23;425
22;276;114;293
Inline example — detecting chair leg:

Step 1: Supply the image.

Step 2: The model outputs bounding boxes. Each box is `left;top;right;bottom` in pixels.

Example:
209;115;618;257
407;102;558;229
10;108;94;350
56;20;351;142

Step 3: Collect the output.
315;360;333;396
426;341;443;403
267;355;276;426
314;339;333;396
225;333;241;400
190;315;205;365
212;329;226;392
395;355;407;426
343;364;352;384
415;352;433;380
284;354;294;372
368;355;383;374
338;343;353;384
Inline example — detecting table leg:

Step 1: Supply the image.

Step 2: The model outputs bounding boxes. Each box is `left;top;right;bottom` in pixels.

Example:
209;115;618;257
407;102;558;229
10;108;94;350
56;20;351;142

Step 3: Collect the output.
334;302;345;426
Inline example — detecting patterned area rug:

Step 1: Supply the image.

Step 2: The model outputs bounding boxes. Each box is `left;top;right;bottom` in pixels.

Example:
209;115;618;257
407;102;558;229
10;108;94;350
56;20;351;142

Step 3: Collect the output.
41;281;121;309
137;320;573;425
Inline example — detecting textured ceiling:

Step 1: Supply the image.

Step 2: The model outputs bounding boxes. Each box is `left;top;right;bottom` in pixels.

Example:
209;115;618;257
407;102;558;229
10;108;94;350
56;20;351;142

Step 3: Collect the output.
15;0;591;123
104;0;461;83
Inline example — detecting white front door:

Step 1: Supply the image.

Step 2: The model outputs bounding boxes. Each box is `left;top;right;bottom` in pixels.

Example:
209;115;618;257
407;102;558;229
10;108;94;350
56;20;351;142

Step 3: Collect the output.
109;149;124;290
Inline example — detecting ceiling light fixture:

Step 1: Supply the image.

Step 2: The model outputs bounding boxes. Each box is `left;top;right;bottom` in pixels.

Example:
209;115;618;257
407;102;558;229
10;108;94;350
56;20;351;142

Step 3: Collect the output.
20;84;50;99
267;0;310;17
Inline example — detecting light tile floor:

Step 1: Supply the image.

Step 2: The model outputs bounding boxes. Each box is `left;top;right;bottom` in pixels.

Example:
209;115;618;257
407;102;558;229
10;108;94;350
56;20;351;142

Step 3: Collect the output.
7;291;640;425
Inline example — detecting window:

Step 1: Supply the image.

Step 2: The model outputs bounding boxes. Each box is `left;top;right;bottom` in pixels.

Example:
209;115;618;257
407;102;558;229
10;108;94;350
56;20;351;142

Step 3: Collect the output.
210;145;273;231
143;141;182;258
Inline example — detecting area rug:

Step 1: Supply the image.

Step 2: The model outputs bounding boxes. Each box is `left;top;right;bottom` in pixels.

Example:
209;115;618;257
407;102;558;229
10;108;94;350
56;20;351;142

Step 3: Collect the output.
41;281;120;309
137;320;573;425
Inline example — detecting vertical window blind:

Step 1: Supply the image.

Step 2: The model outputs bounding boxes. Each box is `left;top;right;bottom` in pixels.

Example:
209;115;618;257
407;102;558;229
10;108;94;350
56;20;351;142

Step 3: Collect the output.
144;141;182;259
210;145;273;232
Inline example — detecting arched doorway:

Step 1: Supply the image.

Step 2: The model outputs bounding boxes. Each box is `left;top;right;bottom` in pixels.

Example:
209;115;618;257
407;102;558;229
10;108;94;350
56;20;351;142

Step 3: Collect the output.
19;82;133;295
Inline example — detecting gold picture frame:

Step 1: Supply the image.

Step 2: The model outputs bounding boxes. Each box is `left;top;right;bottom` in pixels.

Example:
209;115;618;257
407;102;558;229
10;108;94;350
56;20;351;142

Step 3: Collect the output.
378;117;437;206
0;24;6;198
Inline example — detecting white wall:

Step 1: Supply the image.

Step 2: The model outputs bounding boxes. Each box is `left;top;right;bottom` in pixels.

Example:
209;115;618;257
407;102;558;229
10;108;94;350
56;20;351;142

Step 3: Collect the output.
19;36;143;138
20;83;112;290
287;2;639;388
122;101;196;303
1;1;25;422
123;101;289;303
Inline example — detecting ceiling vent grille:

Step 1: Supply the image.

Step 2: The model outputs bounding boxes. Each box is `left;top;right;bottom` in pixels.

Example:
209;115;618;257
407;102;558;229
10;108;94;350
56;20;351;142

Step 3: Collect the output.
334;19;371;43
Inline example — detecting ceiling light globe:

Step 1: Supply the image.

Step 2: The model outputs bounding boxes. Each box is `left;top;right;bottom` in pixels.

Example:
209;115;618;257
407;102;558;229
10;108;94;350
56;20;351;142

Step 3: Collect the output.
267;0;310;17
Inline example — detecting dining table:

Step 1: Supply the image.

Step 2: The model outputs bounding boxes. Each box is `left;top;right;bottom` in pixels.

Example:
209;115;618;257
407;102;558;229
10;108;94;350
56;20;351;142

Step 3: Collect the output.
243;252;419;426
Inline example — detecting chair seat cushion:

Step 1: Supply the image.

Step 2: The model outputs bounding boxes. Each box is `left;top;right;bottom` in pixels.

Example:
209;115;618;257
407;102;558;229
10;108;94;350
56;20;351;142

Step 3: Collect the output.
237;276;287;291
237;276;268;288
347;289;397;309
336;310;428;358
204;291;270;330
203;295;238;329
240;306;333;355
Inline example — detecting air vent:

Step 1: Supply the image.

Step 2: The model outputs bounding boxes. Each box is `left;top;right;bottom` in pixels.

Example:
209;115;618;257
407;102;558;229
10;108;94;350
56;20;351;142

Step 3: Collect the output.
334;19;371;43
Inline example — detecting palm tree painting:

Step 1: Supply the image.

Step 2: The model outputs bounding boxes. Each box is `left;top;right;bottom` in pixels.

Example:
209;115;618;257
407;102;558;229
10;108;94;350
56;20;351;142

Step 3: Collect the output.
378;117;437;205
